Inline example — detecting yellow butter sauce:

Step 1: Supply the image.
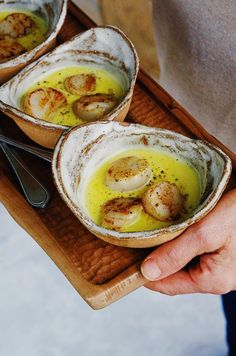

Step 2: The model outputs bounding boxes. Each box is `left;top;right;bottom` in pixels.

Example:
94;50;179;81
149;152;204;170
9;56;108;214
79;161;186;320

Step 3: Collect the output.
0;9;48;51
85;148;202;232
21;66;125;126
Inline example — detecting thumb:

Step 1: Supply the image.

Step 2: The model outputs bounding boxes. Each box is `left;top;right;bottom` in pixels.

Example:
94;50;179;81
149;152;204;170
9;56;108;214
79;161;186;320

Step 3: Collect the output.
141;226;206;281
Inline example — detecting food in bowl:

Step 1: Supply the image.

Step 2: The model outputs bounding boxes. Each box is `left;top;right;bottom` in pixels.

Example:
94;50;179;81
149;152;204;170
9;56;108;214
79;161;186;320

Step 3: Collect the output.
0;9;48;63
101;197;143;231
105;156;152;191
85;149;201;232
52;121;232;248
142;181;184;222
22;87;67;122
64;73;96;95
0;26;138;148
72;93;118;122
0;36;25;62
0;0;67;83
21;65;126;125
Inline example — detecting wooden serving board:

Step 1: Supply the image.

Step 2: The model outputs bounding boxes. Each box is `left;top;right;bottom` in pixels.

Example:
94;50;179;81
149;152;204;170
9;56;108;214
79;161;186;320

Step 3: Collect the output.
0;2;235;309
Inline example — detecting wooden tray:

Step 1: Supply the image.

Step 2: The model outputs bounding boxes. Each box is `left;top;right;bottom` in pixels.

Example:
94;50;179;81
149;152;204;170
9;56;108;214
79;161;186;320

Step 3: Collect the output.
0;2;235;309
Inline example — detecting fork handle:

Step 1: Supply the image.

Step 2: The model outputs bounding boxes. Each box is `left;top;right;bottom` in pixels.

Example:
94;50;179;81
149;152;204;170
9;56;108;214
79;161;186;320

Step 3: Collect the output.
0;142;50;208
0;134;52;162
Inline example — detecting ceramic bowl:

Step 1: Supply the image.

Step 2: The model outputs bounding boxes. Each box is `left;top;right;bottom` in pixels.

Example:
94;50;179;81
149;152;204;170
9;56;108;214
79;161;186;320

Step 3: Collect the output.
0;0;67;84
52;121;232;248
0;26;139;148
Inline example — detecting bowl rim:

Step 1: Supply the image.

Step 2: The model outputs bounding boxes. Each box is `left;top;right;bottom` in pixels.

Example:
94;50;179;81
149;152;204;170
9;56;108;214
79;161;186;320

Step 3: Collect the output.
0;25;139;130
52;121;232;242
0;0;68;70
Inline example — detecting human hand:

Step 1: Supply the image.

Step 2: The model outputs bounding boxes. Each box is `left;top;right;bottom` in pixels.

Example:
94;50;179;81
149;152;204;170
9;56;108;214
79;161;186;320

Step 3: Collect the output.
141;189;236;295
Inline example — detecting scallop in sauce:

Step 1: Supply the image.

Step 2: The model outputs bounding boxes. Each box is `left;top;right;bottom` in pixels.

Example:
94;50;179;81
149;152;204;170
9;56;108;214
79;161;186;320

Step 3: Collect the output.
84;148;201;232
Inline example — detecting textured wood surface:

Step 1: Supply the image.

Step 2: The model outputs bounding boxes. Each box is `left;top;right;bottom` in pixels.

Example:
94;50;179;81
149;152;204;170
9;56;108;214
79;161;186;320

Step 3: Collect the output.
0;2;235;309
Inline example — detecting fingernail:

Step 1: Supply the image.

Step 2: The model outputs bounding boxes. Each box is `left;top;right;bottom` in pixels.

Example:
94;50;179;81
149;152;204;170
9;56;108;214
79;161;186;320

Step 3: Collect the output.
141;258;162;281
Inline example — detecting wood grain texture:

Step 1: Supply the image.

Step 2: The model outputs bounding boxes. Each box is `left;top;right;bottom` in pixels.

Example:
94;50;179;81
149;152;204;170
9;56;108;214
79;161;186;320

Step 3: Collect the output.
0;2;235;309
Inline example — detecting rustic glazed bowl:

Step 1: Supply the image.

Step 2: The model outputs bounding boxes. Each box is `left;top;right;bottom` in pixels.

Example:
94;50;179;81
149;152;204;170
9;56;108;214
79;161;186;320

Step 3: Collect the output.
0;26;139;148
52;121;232;248
0;0;67;84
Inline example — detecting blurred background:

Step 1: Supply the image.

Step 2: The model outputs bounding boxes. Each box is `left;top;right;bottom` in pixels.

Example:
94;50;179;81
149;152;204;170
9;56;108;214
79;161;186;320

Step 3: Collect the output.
78;0;160;80
0;1;228;355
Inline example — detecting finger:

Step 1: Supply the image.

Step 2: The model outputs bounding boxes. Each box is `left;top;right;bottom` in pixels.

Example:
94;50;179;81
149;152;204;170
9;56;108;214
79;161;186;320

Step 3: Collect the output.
141;222;219;281
144;270;200;295
144;252;235;295
188;253;234;295
141;227;203;281
141;190;234;282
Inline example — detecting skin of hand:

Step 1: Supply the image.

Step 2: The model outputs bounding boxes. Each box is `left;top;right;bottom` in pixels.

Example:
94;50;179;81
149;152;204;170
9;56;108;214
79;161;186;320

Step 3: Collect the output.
141;189;236;295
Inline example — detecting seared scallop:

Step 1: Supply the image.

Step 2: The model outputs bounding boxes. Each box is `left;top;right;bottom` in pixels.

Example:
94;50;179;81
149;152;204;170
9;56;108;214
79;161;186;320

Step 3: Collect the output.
73;93;118;121
64;73;96;95
101;197;143;231
142;181;184;221
106;156;152;192
23;88;67;121
0;36;25;62
0;13;36;39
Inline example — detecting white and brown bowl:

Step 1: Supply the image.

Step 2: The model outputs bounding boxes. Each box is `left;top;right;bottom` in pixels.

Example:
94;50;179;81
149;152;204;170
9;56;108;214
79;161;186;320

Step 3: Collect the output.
0;0;67;83
0;26;139;148
52;121;232;248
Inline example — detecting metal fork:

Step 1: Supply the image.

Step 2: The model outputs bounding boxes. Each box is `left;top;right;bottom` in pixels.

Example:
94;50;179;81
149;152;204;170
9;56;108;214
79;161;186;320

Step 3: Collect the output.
0;133;53;162
0;129;51;208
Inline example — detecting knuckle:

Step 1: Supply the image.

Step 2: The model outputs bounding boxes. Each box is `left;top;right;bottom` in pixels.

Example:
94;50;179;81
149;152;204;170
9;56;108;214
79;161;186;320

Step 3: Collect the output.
196;260;233;294
165;247;182;270
191;224;215;253
190;219;227;253
199;256;215;276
